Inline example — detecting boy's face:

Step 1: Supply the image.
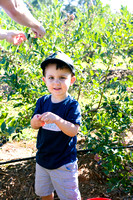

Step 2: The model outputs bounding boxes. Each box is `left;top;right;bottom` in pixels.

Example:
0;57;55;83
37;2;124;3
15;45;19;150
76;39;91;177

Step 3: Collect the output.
42;63;76;100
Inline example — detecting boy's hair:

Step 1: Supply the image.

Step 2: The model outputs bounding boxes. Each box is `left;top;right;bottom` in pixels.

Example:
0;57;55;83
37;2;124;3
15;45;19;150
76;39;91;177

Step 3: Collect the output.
42;61;74;76
41;51;75;76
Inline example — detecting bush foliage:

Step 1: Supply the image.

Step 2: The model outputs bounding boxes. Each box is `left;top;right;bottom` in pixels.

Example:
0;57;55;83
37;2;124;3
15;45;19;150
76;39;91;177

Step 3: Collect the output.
0;0;133;194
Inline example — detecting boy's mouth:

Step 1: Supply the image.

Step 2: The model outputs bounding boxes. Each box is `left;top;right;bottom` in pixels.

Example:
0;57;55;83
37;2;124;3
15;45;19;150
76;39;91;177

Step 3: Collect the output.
54;88;61;91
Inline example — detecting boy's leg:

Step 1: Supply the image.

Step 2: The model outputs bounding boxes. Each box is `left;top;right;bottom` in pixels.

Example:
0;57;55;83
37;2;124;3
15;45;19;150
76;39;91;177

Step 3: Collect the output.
35;163;54;198
50;160;81;200
41;193;54;200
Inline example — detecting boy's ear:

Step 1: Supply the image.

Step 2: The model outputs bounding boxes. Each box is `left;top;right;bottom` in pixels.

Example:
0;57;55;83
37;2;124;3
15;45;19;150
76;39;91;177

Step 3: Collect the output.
42;77;46;83
70;76;76;85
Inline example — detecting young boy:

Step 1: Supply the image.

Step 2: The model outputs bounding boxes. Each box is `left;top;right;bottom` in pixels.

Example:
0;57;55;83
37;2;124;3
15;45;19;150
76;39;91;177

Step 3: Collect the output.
31;51;81;200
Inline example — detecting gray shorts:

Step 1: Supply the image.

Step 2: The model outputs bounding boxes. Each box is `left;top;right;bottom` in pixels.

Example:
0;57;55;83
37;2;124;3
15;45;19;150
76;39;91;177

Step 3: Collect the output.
35;160;81;200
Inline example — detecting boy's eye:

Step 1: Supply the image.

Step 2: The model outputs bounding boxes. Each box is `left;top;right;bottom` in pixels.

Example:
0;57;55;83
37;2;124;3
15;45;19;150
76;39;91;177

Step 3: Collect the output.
60;77;66;79
49;77;54;80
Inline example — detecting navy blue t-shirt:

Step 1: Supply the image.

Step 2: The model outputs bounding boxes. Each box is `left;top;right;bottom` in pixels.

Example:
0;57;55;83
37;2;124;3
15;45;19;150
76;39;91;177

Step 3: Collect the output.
32;95;81;169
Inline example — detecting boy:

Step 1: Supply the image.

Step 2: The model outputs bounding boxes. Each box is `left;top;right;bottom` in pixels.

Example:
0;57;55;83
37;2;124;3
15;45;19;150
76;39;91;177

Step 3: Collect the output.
31;51;81;200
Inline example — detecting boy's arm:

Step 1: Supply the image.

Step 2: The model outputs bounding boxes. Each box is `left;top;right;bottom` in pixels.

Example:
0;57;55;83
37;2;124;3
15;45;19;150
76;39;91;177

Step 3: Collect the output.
30;114;45;129
38;112;80;137
55;117;80;137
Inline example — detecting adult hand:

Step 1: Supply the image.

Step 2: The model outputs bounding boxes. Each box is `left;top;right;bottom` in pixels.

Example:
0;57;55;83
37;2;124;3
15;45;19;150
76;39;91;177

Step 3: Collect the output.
5;30;26;45
31;24;46;38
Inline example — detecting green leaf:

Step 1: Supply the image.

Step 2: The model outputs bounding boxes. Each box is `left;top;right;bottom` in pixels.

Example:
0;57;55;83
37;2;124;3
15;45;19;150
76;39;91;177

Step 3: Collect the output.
124;97;129;102
0;112;8;119
7;127;15;135
1;122;6;132
0;57;6;64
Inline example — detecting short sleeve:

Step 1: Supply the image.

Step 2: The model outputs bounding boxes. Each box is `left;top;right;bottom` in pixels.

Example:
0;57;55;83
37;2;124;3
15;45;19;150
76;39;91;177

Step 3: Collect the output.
31;97;43;118
65;101;81;125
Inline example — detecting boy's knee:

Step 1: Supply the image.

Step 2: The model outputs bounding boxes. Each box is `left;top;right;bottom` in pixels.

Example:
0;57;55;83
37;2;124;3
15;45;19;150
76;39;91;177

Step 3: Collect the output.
41;193;54;200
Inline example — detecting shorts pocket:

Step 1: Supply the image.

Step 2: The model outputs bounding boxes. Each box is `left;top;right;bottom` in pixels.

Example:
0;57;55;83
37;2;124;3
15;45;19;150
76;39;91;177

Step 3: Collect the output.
64;161;78;172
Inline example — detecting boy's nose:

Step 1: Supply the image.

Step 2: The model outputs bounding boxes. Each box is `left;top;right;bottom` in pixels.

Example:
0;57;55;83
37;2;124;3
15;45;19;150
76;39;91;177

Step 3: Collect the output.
54;79;60;84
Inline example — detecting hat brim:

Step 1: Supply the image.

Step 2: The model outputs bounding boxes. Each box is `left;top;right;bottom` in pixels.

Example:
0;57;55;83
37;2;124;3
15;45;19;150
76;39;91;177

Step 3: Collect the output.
41;58;75;74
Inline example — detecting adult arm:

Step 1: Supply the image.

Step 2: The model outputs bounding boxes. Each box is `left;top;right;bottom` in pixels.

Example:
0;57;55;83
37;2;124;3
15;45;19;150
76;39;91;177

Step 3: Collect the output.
0;0;45;37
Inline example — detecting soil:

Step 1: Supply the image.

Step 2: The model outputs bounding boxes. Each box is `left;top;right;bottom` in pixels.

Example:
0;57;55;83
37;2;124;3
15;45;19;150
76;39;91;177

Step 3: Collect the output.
0;135;133;200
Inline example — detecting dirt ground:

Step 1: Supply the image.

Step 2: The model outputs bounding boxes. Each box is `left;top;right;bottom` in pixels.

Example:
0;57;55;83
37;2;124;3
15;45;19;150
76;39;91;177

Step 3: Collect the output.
0;135;133;200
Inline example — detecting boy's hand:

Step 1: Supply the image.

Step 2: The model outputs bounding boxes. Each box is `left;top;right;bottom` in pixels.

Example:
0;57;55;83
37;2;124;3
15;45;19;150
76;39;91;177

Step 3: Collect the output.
31;114;45;128
35;114;45;126
35;112;79;137
38;112;59;124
